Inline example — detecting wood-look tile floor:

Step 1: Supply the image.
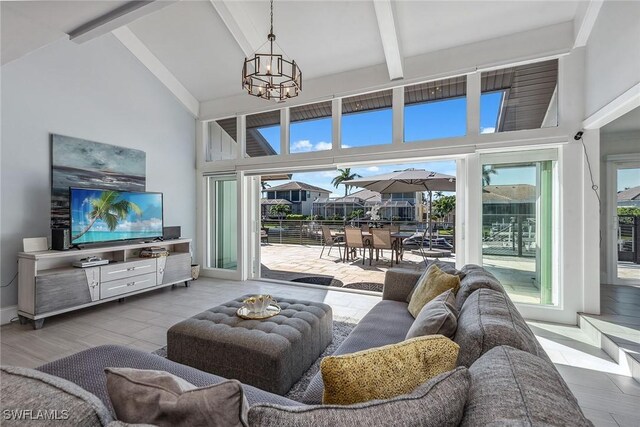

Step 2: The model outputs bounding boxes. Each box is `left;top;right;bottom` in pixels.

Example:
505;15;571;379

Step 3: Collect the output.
1;278;639;426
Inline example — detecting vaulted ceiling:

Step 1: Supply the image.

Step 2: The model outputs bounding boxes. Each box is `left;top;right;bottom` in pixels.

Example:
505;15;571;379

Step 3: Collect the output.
2;0;587;112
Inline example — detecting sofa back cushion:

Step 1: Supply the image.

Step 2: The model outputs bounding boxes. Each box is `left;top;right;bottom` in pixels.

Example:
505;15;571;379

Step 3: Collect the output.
1;365;113;427
455;265;505;310
461;346;593;427
454;288;543;367
406;289;458;340
250;367;470;427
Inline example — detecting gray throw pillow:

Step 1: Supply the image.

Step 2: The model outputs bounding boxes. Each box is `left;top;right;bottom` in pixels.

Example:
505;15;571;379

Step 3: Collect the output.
406;261;466;303
406;289;458;339
462;346;593;427
249;367;470;427
1;365;113;427
105;368;248;427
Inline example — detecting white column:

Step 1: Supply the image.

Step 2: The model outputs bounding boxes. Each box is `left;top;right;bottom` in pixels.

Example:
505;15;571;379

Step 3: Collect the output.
332;98;341;150
281;107;290;155
392;86;404;145
466;72;481;136
237;115;246;159
581;129;600;315
464;154;483;266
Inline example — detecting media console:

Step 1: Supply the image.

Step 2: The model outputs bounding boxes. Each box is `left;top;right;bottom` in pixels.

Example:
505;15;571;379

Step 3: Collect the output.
17;239;192;329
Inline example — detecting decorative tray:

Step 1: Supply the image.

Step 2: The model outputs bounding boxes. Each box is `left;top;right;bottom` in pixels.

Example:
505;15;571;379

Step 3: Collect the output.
236;303;281;320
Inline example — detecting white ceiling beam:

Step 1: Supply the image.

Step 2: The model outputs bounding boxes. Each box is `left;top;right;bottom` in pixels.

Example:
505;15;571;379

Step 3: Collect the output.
573;0;604;48
373;0;404;80
69;1;176;44
209;0;263;58
112;26;199;117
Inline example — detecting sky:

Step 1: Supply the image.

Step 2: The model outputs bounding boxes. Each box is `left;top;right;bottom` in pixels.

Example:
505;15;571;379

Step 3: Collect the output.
256;91;553;196
619;168;640;192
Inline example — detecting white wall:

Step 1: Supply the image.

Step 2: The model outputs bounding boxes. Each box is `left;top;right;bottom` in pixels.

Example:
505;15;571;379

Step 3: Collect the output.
0;35;196;315
585;1;640;117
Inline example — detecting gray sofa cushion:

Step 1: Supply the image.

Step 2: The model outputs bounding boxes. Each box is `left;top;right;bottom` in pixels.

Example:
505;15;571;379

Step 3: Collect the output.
406;289;458;339
462;346;593;427
1;365;113;427
302;300;415;404
455;264;505;310
250;367;470;427
105;368;248;427
37;345;298;414
454;288;544;367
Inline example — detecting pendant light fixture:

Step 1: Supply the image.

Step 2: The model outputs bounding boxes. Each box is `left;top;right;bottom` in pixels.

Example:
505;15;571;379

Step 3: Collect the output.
242;0;302;101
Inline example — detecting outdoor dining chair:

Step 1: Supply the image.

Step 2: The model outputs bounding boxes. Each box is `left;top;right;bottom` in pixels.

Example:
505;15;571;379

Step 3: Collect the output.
320;225;344;259
371;228;394;266
344;226;369;265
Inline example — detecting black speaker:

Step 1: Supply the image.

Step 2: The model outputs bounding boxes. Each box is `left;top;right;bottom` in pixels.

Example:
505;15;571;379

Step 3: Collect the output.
163;226;181;240
52;229;71;251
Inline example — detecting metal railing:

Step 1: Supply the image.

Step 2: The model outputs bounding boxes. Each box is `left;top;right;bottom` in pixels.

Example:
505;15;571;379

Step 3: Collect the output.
618;215;638;263
261;219;455;248
482;214;536;257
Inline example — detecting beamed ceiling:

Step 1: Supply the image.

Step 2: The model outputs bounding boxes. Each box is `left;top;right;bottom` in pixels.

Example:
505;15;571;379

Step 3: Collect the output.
2;0;583;109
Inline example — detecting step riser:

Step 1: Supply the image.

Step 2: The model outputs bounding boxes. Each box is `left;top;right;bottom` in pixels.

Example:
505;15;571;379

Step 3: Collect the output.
578;314;639;382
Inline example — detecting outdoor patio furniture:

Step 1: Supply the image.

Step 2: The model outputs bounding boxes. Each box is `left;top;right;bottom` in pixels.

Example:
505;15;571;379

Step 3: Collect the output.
387;225;400;233
371;228;394;266
320;225;344;259
167;295;333;396
344;226;369;264
261;227;269;244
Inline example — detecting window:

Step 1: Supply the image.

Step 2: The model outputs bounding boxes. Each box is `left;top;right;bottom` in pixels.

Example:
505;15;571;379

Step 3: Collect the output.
207;118;237;161
342;89;392;148
290;101;332;153
290;191;300;202
246;110;280;157
206;176;237;270
481;156;557;305
480;59;558;133
404;77;467;142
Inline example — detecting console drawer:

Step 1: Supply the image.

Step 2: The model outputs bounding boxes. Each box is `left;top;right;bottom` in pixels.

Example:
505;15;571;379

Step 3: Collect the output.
100;259;156;282
100;272;156;299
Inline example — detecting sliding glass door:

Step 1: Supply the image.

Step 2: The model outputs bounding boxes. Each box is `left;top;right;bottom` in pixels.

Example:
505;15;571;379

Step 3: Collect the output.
481;156;556;305
206;176;238;270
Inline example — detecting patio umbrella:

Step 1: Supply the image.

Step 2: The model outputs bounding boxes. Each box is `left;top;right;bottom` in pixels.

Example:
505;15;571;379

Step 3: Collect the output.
343;168;456;250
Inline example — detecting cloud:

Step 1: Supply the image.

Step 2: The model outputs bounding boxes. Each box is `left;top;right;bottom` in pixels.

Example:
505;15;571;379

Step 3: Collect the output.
290;140;332;153
366;166;380;172
291;140;312;152
480;127;496;134
315;141;332;151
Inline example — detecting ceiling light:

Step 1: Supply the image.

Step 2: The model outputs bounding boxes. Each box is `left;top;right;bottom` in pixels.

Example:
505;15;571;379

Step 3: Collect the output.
242;0;302;102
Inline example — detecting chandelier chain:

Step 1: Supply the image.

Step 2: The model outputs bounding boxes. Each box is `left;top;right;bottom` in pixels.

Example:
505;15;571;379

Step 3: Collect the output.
270;0;274;36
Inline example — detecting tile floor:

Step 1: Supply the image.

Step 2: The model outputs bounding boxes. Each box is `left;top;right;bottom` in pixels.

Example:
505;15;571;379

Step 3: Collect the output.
1;278;639;426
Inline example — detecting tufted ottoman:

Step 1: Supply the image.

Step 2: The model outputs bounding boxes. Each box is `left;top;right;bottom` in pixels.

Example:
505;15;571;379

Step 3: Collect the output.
166;295;333;395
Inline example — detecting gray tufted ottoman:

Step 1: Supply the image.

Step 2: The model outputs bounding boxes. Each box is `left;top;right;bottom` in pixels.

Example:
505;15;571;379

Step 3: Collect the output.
167;295;333;395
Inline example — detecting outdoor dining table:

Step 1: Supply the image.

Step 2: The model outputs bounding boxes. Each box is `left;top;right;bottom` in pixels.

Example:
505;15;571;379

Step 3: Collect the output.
333;230;414;264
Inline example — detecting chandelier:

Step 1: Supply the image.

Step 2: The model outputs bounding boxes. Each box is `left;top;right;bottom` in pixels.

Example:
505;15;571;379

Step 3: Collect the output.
242;0;302;101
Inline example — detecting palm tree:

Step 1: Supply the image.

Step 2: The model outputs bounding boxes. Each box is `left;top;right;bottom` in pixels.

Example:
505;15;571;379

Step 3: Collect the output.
261;181;270;191
269;203;291;219
482;165;497;187
331;168;362;197
72;191;142;241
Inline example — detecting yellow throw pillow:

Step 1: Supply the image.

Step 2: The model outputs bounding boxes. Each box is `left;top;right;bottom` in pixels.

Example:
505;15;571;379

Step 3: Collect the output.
408;264;460;318
320;335;459;405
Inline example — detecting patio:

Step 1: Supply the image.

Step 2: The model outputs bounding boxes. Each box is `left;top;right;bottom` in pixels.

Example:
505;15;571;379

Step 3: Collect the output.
260;243;541;303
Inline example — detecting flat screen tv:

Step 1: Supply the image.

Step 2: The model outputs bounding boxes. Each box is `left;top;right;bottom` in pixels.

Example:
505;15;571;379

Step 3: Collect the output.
69;187;163;245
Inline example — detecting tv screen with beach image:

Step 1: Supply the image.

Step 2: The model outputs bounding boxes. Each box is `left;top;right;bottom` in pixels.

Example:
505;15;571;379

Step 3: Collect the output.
70;188;163;245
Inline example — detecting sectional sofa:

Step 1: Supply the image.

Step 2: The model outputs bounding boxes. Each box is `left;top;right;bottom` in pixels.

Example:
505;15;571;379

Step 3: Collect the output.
1;265;593;426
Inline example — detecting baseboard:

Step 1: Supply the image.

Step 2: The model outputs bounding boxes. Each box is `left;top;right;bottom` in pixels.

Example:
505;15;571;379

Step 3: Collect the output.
0;305;18;325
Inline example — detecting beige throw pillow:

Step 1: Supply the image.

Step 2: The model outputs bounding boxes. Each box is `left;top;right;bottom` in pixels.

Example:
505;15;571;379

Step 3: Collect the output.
406;289;458;339
320;335;459;405
105;368;248;427
408;264;460;318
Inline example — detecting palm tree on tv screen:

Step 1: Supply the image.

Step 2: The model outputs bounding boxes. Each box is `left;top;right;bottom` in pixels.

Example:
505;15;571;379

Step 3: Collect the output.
72;191;142;241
